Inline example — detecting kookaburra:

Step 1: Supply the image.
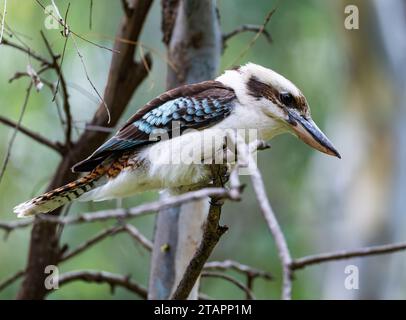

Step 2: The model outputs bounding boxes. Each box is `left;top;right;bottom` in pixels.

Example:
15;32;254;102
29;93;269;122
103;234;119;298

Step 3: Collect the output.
14;63;340;218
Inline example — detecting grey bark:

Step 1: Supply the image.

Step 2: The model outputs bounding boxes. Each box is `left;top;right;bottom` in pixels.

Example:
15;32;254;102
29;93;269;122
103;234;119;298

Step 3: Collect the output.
148;0;221;300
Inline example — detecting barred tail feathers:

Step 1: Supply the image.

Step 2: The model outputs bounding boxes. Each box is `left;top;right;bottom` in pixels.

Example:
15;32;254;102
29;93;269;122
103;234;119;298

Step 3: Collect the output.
13;168;106;218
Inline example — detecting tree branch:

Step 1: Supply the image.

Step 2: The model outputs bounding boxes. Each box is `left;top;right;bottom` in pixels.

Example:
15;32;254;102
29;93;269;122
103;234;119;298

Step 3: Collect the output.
56;270;147;298
0;219;33;234
0;116;64;154
17;0;153;299
223;24;272;48
40;30;72;145
60;225;125;262
201;271;255;300
37;186;239;225
231;135;293;300
0;83;32;185
1;38;53;66
0;269;24;292
171;166;230;300
204;260;273;281
291;241;406;271
123;223;153;251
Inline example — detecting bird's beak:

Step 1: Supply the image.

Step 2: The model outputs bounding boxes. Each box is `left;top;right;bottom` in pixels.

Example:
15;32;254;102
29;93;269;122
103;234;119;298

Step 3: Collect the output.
286;109;341;158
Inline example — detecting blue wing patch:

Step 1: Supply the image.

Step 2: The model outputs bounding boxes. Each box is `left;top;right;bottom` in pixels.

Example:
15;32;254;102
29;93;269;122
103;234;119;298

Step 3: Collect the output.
72;81;236;172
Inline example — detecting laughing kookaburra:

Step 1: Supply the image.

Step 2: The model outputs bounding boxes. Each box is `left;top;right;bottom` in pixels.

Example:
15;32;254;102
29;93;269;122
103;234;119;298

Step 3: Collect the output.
14;63;340;218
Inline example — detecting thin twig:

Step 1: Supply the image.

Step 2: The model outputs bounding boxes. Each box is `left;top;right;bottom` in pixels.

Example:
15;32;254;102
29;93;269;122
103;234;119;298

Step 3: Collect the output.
171;166;230;300
40;31;72;145
36;186;239;225
201;271;255;300
0;116;64;154
56;270;147;298
71;36;111;123
52;17;70;101
1;38;53;66
123;223;153;251
232;135;293;300
60;226;125;262
230;7;278;67
89;0;93;29
0;269;24;292
0;0;7;44
291;241;406;270
223;24;272;46
0;219;33;233
204;260;273;280
34;0;118;53
0;83;32;185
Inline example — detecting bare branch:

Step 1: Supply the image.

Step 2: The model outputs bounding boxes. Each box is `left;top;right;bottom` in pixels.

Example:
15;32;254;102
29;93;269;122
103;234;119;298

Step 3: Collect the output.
204;260;273;280
171;166;230;300
34;0;118;53
0;219;33;233
56;270;147;298
40;31;73;145
0;116;64;154
37;186;239;225
201;271;255;300
0;269;24;292
89;0;93;29
232;135;293;300
0;83;32;185
60;225;125;262
230;7;277;67
123;223;153;251
72;36;111;123
291;241;406;271
223;24;272;47
0;0;7;44
1;38;53;66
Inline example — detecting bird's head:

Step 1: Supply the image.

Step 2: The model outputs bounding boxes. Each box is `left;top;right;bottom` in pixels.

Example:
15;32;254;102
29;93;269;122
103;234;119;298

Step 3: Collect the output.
217;63;340;158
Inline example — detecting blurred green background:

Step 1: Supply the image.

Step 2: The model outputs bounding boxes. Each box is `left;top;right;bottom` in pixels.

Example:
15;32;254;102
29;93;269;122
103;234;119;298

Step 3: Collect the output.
1;0;405;299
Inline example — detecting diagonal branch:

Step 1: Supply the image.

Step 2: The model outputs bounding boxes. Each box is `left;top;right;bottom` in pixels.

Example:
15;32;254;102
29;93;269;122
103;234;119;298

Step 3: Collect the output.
0;116;64;154
123;223;153;251
1;38;53;66
60;225;125;262
0;269;24;292
204;260;273;280
0;83;33;185
291;241;406;271
55;270;147;298
223;24;272;50
40;31;72;145
231;135;293;300
37;186;239;225
201;271;255;300
171;166;231;300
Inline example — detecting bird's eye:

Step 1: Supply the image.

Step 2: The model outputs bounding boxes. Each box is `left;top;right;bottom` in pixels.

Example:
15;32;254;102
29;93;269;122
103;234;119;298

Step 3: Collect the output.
280;92;294;106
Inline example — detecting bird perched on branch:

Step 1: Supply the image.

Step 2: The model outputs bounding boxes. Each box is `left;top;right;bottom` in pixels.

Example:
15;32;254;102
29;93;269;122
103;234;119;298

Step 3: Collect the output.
14;63;340;218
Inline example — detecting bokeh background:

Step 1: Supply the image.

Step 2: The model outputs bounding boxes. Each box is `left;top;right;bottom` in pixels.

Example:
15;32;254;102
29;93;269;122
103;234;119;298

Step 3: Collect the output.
1;0;405;299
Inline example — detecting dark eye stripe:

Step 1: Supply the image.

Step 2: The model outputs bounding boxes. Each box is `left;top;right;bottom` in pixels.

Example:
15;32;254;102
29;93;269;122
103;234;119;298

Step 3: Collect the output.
247;76;308;112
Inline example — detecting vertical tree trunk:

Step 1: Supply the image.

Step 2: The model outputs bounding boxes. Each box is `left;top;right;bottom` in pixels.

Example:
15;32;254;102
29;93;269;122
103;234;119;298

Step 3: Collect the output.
148;0;221;300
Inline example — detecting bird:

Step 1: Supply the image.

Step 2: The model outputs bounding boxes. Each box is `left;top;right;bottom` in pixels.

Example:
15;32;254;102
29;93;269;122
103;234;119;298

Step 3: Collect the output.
14;62;340;218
